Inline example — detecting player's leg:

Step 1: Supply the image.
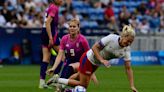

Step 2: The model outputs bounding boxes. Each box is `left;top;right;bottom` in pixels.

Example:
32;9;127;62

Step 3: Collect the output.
68;62;98;85
70;62;80;72
39;29;51;89
47;72;91;88
79;72;91;88
60;62;78;78
69;72;79;79
77;52;98;88
39;47;51;88
69;71;98;85
91;73;99;85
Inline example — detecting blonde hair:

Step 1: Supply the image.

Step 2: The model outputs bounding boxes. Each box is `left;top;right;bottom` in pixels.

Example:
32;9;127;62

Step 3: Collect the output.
121;25;135;37
68;18;80;27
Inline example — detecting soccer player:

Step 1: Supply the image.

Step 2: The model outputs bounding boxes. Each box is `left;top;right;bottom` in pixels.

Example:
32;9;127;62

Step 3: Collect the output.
46;19;98;82
39;0;63;89
47;25;138;92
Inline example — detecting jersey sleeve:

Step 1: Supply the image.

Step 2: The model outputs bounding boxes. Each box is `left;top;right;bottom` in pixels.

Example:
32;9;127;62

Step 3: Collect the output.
99;34;113;47
81;37;90;51
48;7;56;17
60;36;66;50
124;47;131;61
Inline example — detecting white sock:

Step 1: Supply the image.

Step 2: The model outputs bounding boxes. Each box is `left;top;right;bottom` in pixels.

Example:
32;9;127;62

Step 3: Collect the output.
40;79;45;84
57;78;69;85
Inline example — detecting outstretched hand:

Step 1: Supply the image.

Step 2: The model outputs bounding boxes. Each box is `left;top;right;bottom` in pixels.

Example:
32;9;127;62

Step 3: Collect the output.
101;60;111;68
48;39;54;47
46;68;55;76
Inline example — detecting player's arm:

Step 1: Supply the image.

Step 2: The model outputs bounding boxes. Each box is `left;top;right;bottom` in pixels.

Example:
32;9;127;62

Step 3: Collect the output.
46;49;64;75
45;16;53;45
92;42;110;68
124;60;138;92
92;42;104;62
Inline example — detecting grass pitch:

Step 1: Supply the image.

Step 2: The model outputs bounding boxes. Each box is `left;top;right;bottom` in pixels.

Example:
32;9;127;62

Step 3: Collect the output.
0;65;164;92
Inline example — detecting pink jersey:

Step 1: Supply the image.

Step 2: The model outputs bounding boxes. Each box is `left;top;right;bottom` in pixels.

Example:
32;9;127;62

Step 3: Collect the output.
43;4;59;33
60;34;90;63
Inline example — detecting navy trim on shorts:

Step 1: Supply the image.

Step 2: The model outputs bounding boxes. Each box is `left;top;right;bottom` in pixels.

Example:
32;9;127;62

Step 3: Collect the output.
81;55;87;68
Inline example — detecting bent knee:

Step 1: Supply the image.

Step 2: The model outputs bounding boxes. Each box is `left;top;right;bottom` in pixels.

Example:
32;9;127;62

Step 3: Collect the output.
79;82;89;88
69;63;79;71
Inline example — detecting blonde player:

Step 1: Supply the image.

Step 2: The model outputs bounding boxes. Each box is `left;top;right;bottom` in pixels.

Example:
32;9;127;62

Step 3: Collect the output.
46;19;98;88
47;25;138;92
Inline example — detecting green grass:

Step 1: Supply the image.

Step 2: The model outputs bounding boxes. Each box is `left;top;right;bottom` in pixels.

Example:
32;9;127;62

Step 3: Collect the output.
0;65;164;92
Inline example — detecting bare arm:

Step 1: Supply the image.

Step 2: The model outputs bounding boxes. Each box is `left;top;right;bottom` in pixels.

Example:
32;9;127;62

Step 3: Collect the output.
45;16;53;40
46;49;64;75
52;50;64;70
124;60;138;92
45;16;53;46
92;42;110;67
92;42;104;63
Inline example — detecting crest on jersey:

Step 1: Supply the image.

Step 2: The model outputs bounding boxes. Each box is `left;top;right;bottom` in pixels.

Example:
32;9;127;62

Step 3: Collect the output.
66;44;69;47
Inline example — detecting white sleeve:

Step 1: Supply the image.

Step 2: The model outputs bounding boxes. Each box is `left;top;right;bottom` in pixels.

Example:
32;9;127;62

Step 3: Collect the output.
99;34;113;46
124;47;131;61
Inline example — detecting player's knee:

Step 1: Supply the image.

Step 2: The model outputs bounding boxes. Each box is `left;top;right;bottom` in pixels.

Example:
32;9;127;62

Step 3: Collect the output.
79;81;89;88
79;83;88;88
61;66;74;78
69;63;79;72
43;55;50;62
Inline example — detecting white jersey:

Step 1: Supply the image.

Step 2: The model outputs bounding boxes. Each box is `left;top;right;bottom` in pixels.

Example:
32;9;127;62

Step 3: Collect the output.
87;34;131;66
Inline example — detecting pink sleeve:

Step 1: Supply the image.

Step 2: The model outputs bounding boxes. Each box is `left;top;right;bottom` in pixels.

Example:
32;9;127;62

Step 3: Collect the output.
81;37;90;51
60;36;66;50
48;7;56;17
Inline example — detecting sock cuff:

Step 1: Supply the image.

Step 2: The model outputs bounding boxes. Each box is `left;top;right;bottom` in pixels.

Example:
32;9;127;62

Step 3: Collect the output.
58;78;69;85
42;62;49;64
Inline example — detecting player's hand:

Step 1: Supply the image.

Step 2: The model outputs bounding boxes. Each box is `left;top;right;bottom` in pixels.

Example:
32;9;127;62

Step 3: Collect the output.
101;60;111;68
131;86;138;92
48;38;54;47
46;68;55;76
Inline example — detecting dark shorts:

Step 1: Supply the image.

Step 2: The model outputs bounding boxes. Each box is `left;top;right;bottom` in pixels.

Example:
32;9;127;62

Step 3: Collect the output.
41;28;60;47
79;52;98;75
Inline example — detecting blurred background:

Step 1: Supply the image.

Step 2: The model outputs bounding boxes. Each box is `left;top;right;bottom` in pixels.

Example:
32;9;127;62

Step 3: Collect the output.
0;0;164;65
0;0;164;92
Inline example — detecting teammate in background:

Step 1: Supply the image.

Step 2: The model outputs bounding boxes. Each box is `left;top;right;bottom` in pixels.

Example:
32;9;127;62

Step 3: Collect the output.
39;0;63;89
47;25;138;92
46;19;98;85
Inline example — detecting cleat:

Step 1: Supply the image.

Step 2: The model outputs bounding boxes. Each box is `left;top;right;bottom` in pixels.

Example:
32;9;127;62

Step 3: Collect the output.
39;84;52;89
56;84;63;92
39;79;52;89
51;83;65;92
46;74;59;85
